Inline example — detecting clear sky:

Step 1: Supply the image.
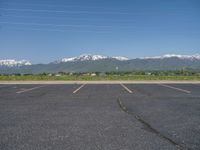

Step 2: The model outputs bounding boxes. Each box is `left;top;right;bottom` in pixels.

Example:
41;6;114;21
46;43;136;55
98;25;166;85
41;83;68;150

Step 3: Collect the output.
0;0;200;63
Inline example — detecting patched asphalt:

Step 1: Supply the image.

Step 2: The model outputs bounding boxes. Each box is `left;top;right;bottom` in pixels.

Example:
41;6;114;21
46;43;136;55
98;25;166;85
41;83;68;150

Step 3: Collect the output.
0;84;200;150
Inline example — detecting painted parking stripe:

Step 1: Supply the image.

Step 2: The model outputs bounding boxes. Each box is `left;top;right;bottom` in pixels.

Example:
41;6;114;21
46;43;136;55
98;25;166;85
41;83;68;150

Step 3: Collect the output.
0;85;9;88
120;84;133;93
193;83;200;87
16;85;46;94
73;84;85;94
158;84;191;94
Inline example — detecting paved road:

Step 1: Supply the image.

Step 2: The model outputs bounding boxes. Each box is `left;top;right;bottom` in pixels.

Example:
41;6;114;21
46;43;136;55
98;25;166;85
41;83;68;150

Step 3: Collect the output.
0;84;200;150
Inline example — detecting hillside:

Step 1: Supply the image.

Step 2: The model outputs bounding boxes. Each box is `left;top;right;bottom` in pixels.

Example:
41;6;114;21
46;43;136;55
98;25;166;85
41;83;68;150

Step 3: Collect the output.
1;54;200;74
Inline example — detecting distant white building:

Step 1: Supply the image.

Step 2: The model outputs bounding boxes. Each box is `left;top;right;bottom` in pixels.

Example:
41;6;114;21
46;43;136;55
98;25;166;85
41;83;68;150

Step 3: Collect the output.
55;74;61;77
91;73;96;76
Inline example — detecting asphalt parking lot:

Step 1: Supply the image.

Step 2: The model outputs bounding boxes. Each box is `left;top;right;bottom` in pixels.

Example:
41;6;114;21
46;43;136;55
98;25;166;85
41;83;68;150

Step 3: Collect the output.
0;83;200;150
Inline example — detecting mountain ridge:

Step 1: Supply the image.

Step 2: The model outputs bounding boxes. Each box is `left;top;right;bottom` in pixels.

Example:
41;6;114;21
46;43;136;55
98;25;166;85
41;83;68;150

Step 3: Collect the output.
1;54;200;67
142;54;200;60
0;59;32;67
1;54;200;73
56;54;129;63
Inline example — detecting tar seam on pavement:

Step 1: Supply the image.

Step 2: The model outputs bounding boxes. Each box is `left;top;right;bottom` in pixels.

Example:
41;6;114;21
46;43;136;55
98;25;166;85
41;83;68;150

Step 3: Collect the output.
117;98;189;150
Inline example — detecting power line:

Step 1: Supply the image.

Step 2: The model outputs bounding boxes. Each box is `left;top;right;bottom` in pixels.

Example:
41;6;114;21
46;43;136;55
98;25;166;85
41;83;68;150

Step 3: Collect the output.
0;8;133;15
2;2;105;9
1;14;136;23
0;21;136;29
1;26;110;33
0;21;113;28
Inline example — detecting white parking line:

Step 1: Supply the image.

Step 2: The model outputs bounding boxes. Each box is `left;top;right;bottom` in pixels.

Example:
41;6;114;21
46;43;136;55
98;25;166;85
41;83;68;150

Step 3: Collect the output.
120;84;133;93
0;85;9;88
16;85;46;94
158;84;191;94
193;83;200;87
73;84;85;94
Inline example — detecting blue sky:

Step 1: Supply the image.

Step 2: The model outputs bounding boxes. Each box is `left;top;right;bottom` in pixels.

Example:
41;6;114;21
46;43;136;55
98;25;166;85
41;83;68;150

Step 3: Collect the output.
0;0;200;63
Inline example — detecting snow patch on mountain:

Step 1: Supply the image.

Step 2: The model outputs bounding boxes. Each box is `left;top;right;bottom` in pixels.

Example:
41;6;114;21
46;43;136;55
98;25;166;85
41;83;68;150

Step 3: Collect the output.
112;56;129;61
59;54;129;63
0;59;32;67
61;54;108;62
142;54;200;60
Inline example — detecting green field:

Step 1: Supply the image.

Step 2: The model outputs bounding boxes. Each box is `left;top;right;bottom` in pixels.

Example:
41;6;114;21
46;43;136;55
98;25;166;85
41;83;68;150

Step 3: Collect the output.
1;70;200;81
1;74;200;81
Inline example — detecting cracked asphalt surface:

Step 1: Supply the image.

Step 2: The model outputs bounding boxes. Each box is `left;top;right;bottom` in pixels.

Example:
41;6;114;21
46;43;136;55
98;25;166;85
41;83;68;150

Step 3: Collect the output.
0;84;200;150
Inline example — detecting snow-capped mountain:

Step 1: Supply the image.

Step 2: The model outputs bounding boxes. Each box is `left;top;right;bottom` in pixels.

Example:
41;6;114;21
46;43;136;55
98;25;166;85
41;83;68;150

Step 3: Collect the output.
142;54;200;60
61;54;108;62
59;54;200;63
112;56;129;61
0;59;32;67
1;53;200;74
58;54;129;63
